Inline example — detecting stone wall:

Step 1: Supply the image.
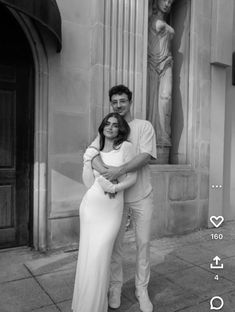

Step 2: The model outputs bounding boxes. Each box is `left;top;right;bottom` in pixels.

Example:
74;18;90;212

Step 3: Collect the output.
149;0;213;238
45;0;95;249
150;165;208;239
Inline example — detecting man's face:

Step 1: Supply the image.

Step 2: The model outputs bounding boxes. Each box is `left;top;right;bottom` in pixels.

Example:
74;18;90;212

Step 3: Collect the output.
157;0;174;14
110;93;131;117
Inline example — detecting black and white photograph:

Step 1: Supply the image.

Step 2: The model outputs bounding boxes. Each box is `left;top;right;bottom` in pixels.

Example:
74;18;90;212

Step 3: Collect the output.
0;0;235;311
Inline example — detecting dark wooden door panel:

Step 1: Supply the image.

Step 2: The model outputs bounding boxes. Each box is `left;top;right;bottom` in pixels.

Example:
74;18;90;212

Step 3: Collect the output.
0;62;33;248
0;70;17;247
0;90;15;168
0;184;16;245
0;185;14;228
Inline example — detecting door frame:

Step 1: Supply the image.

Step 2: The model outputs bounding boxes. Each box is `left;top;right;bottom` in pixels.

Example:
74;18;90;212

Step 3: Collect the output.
9;9;49;251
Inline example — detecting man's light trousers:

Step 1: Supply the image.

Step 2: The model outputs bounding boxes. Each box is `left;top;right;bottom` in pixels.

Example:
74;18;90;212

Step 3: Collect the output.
109;192;153;291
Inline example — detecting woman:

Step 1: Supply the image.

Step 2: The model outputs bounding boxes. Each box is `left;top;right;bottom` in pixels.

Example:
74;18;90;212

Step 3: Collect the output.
72;112;137;312
147;0;175;147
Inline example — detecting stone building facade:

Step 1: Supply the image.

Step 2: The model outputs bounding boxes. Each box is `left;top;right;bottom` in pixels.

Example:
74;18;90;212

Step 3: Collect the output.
0;0;235;250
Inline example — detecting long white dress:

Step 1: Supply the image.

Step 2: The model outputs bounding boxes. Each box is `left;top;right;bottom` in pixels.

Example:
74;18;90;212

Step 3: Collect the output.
72;142;135;312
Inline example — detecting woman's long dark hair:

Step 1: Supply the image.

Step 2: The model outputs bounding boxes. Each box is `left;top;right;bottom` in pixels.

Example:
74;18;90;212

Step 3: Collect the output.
98;112;130;151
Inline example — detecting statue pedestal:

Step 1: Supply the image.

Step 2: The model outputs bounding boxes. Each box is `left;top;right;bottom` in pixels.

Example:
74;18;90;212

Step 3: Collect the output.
151;145;171;164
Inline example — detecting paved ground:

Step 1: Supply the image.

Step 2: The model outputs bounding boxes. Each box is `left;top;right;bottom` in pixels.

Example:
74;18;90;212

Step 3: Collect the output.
1;221;235;312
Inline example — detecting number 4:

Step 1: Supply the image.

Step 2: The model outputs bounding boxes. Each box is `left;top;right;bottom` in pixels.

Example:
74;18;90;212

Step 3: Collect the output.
214;275;219;280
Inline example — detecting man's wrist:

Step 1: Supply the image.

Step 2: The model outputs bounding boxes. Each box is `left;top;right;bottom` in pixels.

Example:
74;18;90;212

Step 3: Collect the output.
120;165;127;176
91;153;100;163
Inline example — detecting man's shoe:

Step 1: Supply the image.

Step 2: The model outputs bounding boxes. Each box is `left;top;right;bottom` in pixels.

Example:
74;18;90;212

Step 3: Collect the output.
135;289;153;312
108;287;121;309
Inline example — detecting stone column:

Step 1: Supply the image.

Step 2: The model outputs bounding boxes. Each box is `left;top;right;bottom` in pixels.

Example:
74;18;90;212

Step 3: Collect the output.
90;0;148;136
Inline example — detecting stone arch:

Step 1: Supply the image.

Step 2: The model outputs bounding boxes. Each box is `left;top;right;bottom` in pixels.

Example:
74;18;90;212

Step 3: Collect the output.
9;8;49;250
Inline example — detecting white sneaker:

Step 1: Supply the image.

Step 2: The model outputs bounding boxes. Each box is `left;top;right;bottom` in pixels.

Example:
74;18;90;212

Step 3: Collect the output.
135;289;153;312
108;287;121;309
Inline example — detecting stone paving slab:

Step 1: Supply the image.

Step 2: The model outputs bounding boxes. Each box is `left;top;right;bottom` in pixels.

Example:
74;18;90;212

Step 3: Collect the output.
210;242;235;258
219;290;235;311
197;238;233;251
165;266;235;300
218;256;235;283
0;247;33;283
122;271;200;312
57;300;72;312
36;269;74;303
25;252;76;276
170;244;225;265
0;277;54;312
31;305;60;312
179;291;235;312
151;254;194;275
178;300;216;312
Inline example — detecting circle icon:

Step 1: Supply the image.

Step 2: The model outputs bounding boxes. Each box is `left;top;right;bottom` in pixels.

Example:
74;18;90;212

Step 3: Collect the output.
210;296;224;310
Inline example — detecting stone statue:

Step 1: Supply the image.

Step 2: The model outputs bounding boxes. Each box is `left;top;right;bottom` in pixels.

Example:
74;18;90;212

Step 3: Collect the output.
147;0;174;151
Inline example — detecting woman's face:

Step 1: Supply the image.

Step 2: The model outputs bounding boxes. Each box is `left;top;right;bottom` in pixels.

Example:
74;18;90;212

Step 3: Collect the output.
157;0;174;14
103;116;119;140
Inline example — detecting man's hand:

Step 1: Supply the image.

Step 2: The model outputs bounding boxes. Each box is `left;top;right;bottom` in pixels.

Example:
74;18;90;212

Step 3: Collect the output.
102;166;124;181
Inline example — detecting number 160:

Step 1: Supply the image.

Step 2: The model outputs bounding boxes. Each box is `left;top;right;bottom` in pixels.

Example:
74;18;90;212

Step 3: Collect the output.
211;233;223;240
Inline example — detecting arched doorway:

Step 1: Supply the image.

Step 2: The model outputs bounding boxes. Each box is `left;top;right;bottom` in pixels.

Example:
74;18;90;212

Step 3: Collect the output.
0;4;34;248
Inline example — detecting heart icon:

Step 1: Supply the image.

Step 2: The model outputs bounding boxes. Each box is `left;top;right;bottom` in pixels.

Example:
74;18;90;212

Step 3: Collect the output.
210;216;224;228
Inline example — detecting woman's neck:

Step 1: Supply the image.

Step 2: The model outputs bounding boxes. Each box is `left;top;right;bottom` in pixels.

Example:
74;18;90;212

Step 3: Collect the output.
103;138;114;152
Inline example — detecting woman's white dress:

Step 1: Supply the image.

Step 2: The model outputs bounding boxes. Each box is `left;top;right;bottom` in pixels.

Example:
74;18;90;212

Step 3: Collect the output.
72;142;133;312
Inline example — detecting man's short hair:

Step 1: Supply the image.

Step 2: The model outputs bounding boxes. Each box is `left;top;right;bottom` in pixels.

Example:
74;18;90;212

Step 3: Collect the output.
109;84;132;102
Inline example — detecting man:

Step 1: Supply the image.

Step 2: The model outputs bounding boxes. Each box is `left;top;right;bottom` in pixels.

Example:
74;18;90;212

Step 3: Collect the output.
85;85;156;312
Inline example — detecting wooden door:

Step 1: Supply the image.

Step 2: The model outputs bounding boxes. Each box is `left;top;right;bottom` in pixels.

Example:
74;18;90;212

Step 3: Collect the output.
0;5;34;248
0;61;34;248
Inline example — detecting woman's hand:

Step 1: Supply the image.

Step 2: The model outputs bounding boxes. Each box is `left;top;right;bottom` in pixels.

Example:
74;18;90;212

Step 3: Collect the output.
97;176;116;194
106;179;118;199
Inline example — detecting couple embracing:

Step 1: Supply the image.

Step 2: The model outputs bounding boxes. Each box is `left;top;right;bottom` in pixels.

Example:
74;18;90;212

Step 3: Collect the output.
72;85;157;312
